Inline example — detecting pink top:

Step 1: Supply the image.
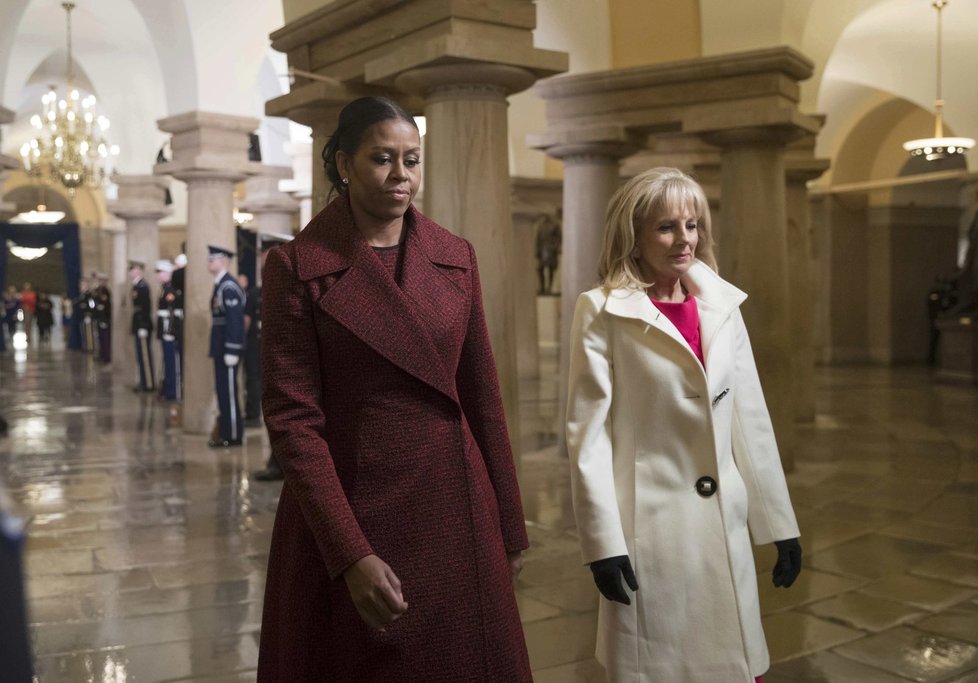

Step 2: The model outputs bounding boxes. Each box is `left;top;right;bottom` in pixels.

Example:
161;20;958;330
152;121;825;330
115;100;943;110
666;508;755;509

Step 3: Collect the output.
650;294;704;367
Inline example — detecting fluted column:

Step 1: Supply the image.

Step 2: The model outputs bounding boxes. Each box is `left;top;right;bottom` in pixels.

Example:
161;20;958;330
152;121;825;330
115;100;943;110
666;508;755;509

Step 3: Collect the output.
702;127;802;471
107;227;128;374
393;64;541;452
785;158;829;424
155;112;263;434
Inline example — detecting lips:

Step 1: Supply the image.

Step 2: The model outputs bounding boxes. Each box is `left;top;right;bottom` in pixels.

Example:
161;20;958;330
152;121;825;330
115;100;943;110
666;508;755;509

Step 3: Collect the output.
386;188;410;200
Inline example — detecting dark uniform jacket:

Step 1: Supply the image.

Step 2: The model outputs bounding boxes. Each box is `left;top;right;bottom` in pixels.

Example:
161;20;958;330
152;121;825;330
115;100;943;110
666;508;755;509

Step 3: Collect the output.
170;268;185;341
157;282;178;340
244;286;261;346
93;286;111;328
209;272;245;358
130;279;153;335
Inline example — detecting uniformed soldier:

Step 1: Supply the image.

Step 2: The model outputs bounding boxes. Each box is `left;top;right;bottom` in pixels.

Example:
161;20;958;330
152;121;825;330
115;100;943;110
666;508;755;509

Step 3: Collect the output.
206;245;245;447
93;272;112;364
129;261;155;392
154;260;181;401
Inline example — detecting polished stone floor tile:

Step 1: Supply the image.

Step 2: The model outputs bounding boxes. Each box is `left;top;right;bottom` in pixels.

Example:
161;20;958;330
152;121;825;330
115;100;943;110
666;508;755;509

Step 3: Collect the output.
806;591;927;632
762;611;863;662
914;610;978;646
859;573;978;611
808;534;946;579
912;552;978;588
757;568;866;615
833;626;978;682
765;650;916;683
522;612;598;671
533;657;607;682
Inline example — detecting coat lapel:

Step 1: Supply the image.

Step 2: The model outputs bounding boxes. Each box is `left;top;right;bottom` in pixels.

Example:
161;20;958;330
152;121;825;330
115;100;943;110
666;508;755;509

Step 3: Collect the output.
682;261;747;369
294;198;461;405
604;287;697;362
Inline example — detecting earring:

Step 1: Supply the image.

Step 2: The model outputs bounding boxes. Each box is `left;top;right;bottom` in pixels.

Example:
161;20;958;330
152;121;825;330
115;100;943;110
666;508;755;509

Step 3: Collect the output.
342;178;349;185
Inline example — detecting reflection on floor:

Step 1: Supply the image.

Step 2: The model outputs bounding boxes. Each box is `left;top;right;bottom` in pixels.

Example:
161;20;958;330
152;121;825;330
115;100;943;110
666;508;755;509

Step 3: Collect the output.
1;346;977;682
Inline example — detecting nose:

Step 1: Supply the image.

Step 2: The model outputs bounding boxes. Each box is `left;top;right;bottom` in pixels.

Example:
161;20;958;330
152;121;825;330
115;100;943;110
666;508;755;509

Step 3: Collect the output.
390;157;408;180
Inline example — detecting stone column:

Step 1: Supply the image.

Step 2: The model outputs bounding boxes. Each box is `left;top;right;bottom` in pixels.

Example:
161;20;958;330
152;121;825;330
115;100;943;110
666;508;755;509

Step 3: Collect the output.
528;131;639;444
392;64;540;451
702;127;800;471
282;139;313;227
785;158;829;424
241;166;299;285
107;176;171;377
107;227;129;374
155;112;263;435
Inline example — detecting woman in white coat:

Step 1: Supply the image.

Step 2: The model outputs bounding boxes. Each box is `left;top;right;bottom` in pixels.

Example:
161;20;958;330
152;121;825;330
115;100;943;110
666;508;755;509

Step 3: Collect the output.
565;168;802;683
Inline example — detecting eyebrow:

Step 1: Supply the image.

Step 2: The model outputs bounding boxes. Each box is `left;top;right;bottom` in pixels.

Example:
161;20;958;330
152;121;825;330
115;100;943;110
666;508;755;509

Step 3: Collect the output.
367;145;422;153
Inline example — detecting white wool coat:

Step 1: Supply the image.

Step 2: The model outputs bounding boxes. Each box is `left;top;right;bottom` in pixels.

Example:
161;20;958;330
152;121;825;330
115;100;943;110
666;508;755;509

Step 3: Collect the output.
565;261;799;683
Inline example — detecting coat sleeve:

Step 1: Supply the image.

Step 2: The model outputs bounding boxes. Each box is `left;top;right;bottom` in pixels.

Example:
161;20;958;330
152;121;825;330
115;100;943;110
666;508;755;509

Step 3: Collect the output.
454;241;529;554
729;309;800;545
565;291;629;565
261;246;374;579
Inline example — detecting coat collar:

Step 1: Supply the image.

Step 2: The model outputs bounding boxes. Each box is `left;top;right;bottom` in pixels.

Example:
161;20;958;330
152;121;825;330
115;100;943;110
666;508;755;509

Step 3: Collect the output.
603;260;746;370
293;196;470;406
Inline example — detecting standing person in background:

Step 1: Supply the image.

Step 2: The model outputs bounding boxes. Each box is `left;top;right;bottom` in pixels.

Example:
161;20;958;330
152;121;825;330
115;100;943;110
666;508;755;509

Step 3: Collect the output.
4;286;19;345
93;273;112;363
34;292;54;346
155;260;181;401
171;254;186;401
565;168;801;683
206;245;245;448
76;278;95;353
19;284;36;345
129;262;155;392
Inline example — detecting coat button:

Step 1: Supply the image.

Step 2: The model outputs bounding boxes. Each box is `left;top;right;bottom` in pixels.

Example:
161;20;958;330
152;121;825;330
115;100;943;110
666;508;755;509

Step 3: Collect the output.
695;476;718;498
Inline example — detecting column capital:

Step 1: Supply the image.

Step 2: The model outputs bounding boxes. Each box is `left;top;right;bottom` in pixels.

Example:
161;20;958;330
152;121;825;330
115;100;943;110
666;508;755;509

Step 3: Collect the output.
154;110;264;181
107;174;173;222
528;125;642;163
394;63;536;102
240;165;300;215
695;109;822;149
785;157;831;184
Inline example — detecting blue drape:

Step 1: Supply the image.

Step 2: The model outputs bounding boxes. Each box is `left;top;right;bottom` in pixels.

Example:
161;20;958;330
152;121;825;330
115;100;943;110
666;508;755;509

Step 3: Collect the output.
0;223;82;349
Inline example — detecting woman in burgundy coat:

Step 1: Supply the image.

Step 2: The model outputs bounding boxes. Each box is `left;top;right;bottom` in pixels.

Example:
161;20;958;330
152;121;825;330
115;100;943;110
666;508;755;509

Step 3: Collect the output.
257;97;531;681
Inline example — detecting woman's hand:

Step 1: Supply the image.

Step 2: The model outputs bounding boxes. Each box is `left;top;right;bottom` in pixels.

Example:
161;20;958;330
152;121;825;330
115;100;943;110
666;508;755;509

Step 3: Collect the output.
342;554;408;630
507;550;524;590
589;555;639;605
772;538;802;588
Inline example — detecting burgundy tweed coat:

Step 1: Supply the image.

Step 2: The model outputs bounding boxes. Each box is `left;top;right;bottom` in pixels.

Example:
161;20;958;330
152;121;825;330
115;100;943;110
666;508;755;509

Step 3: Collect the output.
257;197;531;682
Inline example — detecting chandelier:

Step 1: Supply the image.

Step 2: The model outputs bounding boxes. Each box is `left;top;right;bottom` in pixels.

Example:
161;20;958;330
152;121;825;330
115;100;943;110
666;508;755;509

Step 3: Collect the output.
902;0;974;161
18;2;118;195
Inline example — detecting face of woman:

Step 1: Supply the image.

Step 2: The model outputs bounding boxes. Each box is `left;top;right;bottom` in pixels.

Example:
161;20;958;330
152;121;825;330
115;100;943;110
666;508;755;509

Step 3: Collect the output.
337;118;422;225
634;203;699;283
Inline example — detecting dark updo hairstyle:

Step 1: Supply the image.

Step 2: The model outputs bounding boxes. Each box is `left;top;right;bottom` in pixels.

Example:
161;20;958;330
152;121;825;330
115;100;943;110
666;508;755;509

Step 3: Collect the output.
322;96;418;196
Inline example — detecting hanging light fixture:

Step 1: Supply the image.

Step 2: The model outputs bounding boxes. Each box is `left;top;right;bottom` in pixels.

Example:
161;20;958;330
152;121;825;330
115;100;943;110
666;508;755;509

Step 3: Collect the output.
18;2;119;195
902;0;974;161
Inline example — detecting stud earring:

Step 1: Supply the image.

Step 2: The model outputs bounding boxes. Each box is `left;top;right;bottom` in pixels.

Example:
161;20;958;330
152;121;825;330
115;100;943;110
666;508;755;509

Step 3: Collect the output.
342;178;349;185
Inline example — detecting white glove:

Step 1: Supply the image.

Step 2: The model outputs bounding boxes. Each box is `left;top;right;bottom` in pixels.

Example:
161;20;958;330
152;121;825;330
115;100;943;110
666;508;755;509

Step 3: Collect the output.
163;334;175;342
137;328;148;339
224;354;239;367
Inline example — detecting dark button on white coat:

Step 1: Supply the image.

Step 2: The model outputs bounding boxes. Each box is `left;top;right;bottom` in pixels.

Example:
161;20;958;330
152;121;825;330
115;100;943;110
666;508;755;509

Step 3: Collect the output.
695;476;718;498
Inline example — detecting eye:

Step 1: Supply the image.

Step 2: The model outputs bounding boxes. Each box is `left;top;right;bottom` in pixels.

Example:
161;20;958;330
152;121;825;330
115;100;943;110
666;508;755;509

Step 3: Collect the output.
657;223;674;232
686;222;698;231
405;157;421;168
372;155;392;165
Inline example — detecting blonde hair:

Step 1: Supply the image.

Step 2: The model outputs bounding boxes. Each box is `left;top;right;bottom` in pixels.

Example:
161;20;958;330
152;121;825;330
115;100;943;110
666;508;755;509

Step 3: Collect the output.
598;167;717;291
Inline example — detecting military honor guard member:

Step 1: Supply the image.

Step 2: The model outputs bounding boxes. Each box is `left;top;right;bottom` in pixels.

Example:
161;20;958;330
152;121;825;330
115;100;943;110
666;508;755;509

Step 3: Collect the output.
154;260;182;401
93;272;112;364
129;261;155;392
207;245;245;447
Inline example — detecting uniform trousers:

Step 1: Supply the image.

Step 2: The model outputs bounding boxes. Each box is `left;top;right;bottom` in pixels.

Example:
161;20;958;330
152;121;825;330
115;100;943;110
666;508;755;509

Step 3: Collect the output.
161;337;182;401
134;333;155;390
213;358;242;442
97;324;111;363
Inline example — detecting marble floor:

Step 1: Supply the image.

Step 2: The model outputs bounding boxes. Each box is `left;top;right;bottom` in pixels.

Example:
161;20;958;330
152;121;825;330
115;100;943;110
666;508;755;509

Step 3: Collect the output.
1;344;977;682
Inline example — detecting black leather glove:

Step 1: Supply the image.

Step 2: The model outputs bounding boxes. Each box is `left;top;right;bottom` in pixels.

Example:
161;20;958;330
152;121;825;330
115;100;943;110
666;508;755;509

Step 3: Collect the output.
772;538;802;588
589;555;639;605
